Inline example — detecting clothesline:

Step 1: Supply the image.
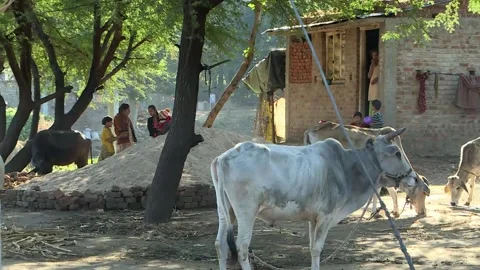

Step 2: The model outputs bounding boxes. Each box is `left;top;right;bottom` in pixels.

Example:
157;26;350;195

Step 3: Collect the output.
415;70;475;76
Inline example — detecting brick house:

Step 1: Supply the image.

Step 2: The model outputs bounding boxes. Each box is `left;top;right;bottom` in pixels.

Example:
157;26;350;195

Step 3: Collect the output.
265;1;480;156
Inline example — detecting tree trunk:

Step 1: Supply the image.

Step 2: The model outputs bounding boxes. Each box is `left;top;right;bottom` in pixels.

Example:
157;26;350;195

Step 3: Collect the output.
0;94;6;143
202;1;262;128
144;0;222;224
127;90;138;126
0;100;33;161
5;141;32;172
29;59;41;139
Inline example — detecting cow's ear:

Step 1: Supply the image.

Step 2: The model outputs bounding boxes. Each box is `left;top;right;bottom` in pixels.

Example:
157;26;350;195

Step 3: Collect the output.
366;138;374;148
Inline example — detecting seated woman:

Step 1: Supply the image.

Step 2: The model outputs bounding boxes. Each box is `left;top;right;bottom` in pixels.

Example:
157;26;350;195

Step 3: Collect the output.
350;111;370;128
147;105;172;137
157;109;172;133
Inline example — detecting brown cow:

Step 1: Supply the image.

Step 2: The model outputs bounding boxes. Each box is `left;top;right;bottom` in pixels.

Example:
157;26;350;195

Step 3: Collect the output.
444;137;480;206
31;130;92;175
304;121;430;217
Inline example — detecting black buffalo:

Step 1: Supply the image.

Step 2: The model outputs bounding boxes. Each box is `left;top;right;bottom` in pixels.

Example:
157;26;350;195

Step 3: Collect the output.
31;130;93;175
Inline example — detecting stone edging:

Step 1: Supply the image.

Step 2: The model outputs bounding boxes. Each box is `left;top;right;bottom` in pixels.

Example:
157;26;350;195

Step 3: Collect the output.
1;184;217;211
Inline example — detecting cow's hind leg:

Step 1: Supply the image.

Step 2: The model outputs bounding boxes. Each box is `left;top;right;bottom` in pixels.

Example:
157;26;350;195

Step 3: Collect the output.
232;205;257;270
215;198;229;270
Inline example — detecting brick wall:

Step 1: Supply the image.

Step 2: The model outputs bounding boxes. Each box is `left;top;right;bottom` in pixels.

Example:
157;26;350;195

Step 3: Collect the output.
286;29;359;141
289;40;313;84
391;17;480;156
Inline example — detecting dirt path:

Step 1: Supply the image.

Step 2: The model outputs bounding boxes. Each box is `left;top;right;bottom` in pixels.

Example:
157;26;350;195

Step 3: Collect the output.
3;156;480;269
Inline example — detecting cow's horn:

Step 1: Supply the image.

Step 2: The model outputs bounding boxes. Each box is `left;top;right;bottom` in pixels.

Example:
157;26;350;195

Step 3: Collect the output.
460;182;469;194
423;182;431;196
384;127;406;141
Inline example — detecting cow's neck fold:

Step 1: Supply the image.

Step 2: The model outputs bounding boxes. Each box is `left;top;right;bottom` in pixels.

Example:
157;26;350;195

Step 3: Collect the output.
339;147;383;213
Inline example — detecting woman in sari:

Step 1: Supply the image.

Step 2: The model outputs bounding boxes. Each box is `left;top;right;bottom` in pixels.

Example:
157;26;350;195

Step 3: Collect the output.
113;103;137;153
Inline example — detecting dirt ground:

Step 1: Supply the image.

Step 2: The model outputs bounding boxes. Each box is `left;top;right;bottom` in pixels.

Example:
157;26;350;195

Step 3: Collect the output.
3;156;480;270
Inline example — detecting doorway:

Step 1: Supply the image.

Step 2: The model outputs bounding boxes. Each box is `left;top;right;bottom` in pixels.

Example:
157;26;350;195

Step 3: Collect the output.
360;28;380;116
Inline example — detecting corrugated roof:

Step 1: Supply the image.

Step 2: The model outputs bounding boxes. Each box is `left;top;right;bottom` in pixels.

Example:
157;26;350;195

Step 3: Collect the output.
263;0;452;34
263;13;388;34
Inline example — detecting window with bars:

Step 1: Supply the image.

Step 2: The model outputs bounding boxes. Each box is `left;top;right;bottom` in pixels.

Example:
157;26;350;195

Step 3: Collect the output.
326;31;346;82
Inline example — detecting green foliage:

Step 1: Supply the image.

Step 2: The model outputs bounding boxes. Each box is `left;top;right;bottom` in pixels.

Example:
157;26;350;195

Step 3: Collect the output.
2;0;478;111
2;0;183;103
381;0;480;44
5;107;52;141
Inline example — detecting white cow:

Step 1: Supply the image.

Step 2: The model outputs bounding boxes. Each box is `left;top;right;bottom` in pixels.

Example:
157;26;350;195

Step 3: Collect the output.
445;136;480;206
304;121;429;217
211;128;421;270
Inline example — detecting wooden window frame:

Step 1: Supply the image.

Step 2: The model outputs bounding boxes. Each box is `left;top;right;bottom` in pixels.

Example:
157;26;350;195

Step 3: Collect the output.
325;31;346;83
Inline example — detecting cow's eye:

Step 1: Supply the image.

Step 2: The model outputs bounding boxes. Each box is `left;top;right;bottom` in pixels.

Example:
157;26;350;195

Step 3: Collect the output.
395;151;401;159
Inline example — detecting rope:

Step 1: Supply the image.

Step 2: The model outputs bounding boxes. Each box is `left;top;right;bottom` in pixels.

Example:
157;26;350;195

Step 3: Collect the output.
288;1;415;269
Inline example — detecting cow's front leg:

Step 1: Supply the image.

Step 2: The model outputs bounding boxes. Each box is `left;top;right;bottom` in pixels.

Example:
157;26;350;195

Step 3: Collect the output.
311;221;332;270
465;177;476;206
308;221;316;251
386;187;399;218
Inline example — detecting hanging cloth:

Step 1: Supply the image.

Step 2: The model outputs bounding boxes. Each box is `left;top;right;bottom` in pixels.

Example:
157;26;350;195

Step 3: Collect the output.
416;72;429;113
434;73;439;99
455;74;480;109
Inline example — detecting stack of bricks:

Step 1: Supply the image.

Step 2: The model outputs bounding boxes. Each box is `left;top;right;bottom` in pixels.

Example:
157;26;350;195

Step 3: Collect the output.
104;185;145;210
175;184;216;209
1;183;216;212
289;41;313;84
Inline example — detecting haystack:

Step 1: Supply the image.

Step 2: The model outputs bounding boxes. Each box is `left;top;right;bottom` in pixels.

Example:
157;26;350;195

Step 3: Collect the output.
14;128;264;192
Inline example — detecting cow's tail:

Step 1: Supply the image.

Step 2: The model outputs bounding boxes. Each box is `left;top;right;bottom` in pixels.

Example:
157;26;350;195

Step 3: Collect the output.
89;139;93;165
211;156;238;263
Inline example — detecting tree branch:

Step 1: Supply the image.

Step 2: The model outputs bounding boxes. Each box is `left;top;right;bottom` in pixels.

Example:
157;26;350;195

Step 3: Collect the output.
84;0;104;91
0;35;29;91
35;86;73;107
0;94;6;143
30;58;41;139
29;10;70;91
98;23;124;78
99;36;148;85
100;19;112;33
208;0;224;9
101;24;115;56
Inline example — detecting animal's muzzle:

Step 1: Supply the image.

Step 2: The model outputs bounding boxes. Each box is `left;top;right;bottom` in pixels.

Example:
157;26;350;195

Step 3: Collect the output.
450;202;456;207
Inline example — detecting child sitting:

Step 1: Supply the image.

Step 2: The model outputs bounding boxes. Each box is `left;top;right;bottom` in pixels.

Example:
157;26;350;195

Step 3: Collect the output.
147;106;172;137
157;109;172;134
99;116;116;161
350;111;370;128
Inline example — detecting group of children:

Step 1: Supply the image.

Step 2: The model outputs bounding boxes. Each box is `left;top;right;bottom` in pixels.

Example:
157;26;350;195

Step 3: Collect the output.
98;104;172;162
350;99;384;129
